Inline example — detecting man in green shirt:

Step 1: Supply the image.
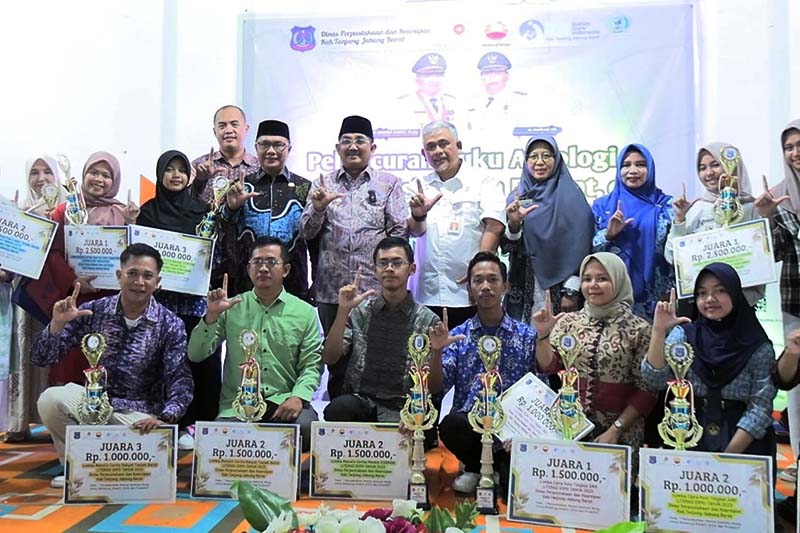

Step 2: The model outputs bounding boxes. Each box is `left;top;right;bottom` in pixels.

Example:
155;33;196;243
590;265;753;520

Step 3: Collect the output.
188;236;322;451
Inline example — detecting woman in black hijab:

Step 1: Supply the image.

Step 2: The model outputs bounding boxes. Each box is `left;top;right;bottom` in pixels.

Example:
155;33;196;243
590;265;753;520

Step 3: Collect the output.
643;263;777;455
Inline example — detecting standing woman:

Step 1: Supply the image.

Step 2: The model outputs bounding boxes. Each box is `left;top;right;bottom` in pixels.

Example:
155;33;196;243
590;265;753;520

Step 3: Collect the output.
137;150;218;449
5;155;65;441
592;144;673;320
643;264;776;456
534;252;657;477
503;135;594;320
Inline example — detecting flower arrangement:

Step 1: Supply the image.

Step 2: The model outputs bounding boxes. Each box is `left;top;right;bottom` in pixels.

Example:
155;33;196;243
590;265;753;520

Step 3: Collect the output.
232;481;477;533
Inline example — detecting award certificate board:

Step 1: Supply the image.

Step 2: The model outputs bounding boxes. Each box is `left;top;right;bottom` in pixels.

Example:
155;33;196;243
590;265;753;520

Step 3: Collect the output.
64;424;177;504
310;422;409;500
0;199;58;279
672;218;776;298
640;448;773;532
64;225;128;290
191;422;299;501
498;372;594;442
128;225;214;296
507;438;631;530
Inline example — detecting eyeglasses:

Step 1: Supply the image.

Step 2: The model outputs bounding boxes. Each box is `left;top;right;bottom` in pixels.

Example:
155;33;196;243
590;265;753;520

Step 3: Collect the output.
248;257;283;268
375;259;408;270
256;141;288;152
338;137;371;147
527;152;554;162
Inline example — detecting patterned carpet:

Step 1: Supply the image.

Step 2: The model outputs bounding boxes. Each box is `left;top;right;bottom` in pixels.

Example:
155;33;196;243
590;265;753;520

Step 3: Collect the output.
0;427;795;532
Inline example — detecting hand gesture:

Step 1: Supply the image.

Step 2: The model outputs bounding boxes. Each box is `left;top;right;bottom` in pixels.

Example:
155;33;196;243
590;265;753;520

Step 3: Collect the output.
755;175;789;219
52;282;93;328
194;147;217;184
506;193;538;230
123;189;140;224
605;200;634;240
337;267;376;311
672;183;699;224
205;273;243;323
786;328;800;357
531;291;565;339
226;176;262;210
310;174;345;212
428;308;466;352
652;288;690;334
409;179;443;219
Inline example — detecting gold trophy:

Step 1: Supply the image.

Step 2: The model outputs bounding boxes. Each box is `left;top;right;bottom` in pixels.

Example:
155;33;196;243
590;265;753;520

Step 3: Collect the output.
713;145;744;226
77;333;113;424
658;342;703;450
467;335;506;515
63;177;88;225
400;333;438;509
196;175;233;239
551;333;586;440
41;183;60;210
232;330;267;422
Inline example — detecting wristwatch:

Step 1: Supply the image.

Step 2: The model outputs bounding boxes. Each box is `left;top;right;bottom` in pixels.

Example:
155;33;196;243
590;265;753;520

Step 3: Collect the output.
613;419;624;431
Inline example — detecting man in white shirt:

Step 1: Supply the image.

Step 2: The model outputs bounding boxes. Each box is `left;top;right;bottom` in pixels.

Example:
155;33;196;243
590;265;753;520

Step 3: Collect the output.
407;121;506;327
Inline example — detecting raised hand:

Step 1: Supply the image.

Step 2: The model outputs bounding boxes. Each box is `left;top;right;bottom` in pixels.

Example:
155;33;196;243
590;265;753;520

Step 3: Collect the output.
123;189;140;224
310;174;345;212
506;193;538;231
51;282;93;330
428;308;466;352
672;182;699;224
194;147;217;184
337;267;376;311
531;291;566;339
755;175;789;219
605;200;634;240
652;288;691;334
226;176;262;210
786;328;800;357
409;179;443;219
205;273;243;323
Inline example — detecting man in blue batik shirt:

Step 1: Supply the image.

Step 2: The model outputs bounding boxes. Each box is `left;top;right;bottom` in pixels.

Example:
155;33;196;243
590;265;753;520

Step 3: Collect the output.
428;251;541;496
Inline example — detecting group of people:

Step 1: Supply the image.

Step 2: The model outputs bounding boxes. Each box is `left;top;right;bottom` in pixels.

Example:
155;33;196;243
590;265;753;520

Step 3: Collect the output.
2;105;800;523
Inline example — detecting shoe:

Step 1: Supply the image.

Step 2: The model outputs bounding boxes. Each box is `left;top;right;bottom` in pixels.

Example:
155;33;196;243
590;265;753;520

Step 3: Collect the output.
178;431;195;450
452;472;480;493
779;465;797;483
51;475;65;489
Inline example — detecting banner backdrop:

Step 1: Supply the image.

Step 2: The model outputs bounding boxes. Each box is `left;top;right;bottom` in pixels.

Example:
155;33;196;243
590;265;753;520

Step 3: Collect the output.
241;3;695;201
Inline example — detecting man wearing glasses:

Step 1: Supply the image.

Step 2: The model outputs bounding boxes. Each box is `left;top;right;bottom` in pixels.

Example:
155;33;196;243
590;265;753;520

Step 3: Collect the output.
188;236;322;451
221;120;313;300
321;237;439;443
300;115;408;398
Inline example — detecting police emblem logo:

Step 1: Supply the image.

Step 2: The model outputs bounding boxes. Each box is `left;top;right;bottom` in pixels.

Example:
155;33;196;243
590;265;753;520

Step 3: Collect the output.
290;26;316;52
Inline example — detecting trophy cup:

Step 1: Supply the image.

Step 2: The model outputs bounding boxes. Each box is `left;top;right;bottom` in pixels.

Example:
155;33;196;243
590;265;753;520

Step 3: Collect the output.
62;177;89;225
232;330;267;422
713;145;744;226
467;335;506;515
41;183;60;210
77;333;113;425
658;342;703;450
196;175;233;239
550;333;586;440
400;333;438;509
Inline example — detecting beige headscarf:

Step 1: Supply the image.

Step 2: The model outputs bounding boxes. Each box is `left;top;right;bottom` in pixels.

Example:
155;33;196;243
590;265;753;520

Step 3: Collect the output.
580;252;633;319
697;142;754;203
22;154;65;214
773;119;800;214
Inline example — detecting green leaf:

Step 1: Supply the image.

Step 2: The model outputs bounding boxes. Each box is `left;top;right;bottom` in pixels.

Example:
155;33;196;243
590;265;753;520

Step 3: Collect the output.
454;500;478;529
596;521;646;533
424;506;457;532
232;480;298;531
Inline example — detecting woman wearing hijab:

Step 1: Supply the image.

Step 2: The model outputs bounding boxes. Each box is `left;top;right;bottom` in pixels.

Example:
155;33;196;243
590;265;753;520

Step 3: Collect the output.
137;150;217;449
664;142;768;306
643;264;777;455
534;252;657;477
4;155;65;441
592;144;673;320
503;135;594;320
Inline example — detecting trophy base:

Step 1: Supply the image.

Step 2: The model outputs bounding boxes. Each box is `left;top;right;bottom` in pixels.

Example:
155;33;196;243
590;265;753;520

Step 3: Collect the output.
476;486;498;515
408;482;431;510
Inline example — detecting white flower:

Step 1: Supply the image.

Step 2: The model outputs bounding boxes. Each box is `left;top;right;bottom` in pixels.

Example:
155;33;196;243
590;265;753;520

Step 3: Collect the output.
331;507;361;522
338;516;362;533
264;510;294;533
391;499;419;518
314;516;341;533
359;516;387;533
297;511;320;528
444;529;465;533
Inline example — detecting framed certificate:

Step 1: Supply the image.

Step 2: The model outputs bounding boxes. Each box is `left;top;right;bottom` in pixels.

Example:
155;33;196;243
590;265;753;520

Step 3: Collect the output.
191;422;299;501
64;425;177;504
0;199;58;279
64;226;128;290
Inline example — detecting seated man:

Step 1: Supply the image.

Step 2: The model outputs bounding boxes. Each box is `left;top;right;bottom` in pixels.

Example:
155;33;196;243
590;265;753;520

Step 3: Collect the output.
188;236;321;451
429;251;539;495
322;237;439;434
32;243;193;488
